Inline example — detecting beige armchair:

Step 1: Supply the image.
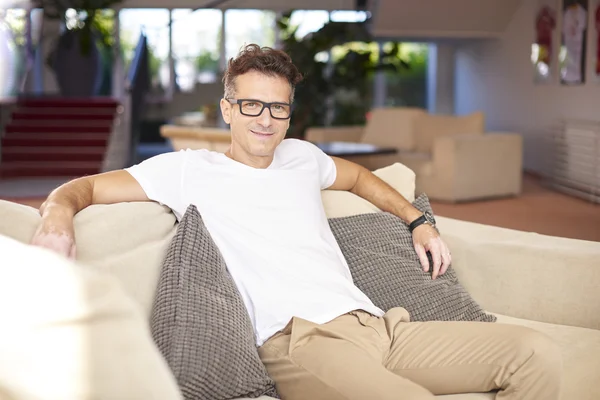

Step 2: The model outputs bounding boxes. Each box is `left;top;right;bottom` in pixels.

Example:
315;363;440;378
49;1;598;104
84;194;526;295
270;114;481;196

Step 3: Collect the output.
305;107;523;202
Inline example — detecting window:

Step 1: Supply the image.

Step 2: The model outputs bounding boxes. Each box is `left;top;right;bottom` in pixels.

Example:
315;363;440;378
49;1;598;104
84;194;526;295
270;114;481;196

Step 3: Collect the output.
1;8;28;96
119;9;170;95
288;10;329;40
384;42;428;108
171;8;222;91
329;10;368;22
225;10;276;61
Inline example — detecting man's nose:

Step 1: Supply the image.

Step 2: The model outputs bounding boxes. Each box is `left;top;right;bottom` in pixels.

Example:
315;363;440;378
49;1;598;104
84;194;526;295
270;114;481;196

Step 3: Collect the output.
256;106;273;126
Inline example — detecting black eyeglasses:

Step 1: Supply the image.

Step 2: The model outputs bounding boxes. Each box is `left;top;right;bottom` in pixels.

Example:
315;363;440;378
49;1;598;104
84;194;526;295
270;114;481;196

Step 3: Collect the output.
227;98;293;120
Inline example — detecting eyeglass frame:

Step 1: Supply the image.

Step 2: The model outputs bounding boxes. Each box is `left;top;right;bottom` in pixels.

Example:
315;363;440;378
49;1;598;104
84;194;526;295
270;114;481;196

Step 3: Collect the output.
226;98;294;120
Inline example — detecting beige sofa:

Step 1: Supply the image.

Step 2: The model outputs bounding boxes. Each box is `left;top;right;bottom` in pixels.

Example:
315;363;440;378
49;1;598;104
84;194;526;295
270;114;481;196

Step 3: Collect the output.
305;108;524;202
0;163;598;400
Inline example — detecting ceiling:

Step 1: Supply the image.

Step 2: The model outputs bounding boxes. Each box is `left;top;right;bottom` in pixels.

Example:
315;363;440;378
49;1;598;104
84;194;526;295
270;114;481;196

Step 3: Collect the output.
7;0;524;40
118;0;523;39
118;0;359;11
370;0;524;39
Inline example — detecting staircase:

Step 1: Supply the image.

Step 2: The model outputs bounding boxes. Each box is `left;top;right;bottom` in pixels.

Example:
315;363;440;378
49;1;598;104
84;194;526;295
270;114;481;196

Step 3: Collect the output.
0;97;118;179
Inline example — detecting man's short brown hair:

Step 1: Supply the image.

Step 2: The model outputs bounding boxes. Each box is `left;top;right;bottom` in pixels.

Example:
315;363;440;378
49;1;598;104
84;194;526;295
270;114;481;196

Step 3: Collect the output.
223;44;304;102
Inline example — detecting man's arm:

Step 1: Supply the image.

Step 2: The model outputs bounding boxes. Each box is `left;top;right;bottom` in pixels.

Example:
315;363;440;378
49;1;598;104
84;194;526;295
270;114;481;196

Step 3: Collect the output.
329;157;451;279
40;170;149;217
32;170;149;258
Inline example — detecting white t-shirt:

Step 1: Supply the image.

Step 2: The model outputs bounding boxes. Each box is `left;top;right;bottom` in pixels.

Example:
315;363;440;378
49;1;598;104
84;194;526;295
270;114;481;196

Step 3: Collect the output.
125;139;384;346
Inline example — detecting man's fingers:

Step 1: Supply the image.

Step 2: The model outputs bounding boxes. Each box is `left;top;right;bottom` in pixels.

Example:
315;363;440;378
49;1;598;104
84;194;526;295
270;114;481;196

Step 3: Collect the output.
430;240;443;279
440;241;452;275
414;243;429;272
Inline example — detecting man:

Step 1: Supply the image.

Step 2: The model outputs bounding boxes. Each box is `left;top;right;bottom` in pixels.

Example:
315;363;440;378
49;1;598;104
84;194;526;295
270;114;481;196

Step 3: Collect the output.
32;44;561;400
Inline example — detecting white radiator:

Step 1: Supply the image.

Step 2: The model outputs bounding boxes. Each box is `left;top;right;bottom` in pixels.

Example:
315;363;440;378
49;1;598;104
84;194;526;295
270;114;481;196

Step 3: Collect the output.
545;119;600;203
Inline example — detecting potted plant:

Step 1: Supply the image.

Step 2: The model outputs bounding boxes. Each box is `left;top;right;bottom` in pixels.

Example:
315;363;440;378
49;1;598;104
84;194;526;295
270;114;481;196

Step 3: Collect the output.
33;0;123;96
277;12;409;139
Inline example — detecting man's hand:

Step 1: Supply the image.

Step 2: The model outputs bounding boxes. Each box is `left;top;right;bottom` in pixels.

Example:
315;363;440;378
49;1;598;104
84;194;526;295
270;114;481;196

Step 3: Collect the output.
30;205;77;260
412;224;452;280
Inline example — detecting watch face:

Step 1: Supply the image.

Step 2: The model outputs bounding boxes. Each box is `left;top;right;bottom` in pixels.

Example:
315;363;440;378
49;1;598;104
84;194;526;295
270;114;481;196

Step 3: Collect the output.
424;211;436;224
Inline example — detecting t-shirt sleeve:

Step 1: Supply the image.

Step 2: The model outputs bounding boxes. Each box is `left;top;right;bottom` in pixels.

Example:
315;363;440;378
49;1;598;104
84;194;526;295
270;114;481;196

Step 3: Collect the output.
124;150;188;219
300;140;337;189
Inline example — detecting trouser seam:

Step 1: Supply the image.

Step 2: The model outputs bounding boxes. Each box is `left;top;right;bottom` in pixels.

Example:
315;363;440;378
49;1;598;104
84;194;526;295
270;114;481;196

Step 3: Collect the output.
389;362;520;394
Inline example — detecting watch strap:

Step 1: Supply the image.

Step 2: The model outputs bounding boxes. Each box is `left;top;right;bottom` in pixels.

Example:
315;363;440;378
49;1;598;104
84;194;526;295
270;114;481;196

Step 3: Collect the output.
408;215;427;233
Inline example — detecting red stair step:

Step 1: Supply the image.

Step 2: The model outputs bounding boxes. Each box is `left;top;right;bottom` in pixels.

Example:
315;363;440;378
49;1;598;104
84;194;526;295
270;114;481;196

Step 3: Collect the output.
18;97;119;108
0;161;103;179
11;112;115;121
14;107;118;116
8;119;114;128
6;125;111;134
2;133;109;147
1;147;106;162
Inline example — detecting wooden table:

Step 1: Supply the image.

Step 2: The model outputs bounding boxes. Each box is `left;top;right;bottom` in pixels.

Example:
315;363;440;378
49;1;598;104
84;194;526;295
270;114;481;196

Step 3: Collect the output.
160;124;231;152
313;141;397;157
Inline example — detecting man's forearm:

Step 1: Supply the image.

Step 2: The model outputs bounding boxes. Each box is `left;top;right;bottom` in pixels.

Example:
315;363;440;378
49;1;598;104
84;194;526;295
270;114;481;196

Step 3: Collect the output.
40;177;94;220
349;168;422;225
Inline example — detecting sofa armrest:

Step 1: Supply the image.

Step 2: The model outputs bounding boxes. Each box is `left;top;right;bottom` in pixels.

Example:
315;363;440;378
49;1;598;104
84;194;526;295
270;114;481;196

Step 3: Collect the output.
429;133;523;201
304;126;365;143
436;216;600;330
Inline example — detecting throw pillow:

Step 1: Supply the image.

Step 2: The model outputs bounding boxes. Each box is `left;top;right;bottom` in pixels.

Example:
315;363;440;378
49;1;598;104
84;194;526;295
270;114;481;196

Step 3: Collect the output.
150;205;278;400
328;193;496;323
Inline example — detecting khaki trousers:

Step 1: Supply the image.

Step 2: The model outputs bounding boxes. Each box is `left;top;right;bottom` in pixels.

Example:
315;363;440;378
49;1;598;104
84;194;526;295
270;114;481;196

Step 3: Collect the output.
258;308;562;400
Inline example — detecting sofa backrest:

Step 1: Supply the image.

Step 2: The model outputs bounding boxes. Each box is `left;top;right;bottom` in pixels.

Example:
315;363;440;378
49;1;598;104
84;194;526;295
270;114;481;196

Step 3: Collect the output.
362;107;427;151
0;163;416;319
413;111;485;153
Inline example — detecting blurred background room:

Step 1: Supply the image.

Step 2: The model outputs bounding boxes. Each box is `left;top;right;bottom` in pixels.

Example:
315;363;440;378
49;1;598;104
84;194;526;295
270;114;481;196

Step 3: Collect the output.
0;0;598;241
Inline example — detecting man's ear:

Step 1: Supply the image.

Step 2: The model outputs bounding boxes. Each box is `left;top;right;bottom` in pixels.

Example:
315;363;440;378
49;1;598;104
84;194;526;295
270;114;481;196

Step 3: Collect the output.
220;98;232;124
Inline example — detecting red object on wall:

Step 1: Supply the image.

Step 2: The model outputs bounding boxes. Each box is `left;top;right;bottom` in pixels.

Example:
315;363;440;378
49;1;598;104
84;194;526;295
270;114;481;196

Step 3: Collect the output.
536;5;557;65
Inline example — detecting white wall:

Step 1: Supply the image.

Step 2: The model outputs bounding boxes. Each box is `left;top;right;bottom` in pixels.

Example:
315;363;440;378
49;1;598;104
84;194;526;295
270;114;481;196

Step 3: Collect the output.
454;0;600;173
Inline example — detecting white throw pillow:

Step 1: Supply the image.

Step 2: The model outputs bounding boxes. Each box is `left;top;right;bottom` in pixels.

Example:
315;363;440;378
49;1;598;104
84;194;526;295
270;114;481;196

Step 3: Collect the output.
0;234;183;400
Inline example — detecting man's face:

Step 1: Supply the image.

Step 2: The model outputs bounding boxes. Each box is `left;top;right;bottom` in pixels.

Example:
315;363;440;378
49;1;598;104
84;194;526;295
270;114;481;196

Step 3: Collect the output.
220;71;292;163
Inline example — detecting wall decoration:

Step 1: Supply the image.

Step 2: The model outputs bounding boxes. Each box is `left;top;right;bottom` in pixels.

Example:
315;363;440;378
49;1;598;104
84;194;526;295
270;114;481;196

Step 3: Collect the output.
560;0;589;84
534;0;557;83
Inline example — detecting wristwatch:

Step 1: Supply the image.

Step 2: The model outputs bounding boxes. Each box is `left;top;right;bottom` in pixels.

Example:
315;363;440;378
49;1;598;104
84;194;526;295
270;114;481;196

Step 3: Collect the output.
409;211;437;233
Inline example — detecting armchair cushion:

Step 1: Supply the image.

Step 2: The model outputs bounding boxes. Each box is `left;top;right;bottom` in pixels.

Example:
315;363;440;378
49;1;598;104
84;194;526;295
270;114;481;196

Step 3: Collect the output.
362;107;426;151
328;194;496;323
414;111;485;153
150;205;278;400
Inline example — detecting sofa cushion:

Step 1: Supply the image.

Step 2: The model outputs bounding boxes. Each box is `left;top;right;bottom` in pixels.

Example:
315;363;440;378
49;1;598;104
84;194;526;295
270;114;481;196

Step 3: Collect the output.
492;313;600;400
396;151;434;177
321;162;416;218
0;233;183;400
414;111;485;153
150;205;278;400
328;194;496;323
362;107;427;151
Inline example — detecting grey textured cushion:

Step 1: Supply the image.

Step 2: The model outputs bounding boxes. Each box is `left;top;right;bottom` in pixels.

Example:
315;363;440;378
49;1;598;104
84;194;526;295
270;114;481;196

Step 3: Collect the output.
150;205;278;400
329;194;496;323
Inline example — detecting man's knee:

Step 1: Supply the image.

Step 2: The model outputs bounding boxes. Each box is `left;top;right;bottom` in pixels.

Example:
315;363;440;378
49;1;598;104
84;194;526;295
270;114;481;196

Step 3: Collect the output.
513;327;563;376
